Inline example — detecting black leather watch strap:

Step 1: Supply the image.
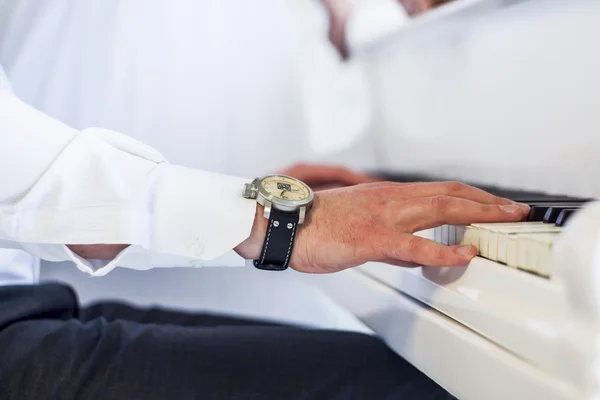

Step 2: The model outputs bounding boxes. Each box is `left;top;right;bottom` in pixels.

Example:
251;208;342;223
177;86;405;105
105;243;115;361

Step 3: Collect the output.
253;209;299;271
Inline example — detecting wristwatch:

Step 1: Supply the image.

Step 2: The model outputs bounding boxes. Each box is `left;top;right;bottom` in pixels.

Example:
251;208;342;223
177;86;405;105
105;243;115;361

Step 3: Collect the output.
243;175;314;271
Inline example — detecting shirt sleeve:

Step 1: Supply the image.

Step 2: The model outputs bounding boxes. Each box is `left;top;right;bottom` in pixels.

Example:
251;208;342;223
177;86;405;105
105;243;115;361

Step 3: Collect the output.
0;65;257;276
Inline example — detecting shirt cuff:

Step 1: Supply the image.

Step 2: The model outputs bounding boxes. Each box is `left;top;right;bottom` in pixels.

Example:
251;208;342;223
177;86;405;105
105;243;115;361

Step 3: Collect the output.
37;167;256;276
150;165;257;260
68;247;250;277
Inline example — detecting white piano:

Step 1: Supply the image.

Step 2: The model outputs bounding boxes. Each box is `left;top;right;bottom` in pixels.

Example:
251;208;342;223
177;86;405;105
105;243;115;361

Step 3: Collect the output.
309;0;600;398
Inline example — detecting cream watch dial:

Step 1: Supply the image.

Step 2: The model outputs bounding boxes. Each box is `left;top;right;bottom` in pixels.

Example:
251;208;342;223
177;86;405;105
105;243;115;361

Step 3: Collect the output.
261;176;310;201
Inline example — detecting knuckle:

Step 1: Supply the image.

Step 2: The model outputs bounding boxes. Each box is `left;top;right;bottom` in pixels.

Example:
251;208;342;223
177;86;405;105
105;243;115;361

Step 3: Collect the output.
409;238;446;265
433;245;448;263
444;181;467;194
430;195;452;211
494;195;510;204
406;236;423;256
483;203;501;214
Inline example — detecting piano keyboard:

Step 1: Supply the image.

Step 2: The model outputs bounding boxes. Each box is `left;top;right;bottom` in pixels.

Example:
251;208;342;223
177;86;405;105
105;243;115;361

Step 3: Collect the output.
433;204;586;278
317;1;600;396
315;197;599;399
374;172;592;278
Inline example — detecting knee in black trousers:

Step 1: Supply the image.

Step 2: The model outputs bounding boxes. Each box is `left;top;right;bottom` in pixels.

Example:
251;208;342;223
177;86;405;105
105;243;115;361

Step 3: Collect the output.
0;283;450;400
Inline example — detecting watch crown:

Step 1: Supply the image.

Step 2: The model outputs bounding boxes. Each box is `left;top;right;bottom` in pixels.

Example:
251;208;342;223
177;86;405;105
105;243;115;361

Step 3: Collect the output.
243;181;259;199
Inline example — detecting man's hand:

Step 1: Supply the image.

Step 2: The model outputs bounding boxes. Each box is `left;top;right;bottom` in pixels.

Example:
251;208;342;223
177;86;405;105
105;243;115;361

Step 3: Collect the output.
236;181;530;273
278;163;379;191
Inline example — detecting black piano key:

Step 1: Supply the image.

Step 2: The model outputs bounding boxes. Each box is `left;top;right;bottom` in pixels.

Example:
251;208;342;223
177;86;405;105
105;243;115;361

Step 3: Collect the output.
543;206;581;224
529;205;552;221
520;198;593;204
556;209;578;227
527;202;586;222
373;171;594;206
542;208;562;223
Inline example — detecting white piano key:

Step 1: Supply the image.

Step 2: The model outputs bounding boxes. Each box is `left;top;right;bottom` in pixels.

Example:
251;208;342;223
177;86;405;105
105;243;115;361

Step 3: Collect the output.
479;228;491;258
517;237;529;271
516;233;559;277
433;225;458;246
472;223;519;259
434;226;442;243
488;223;561;264
526;239;538;275
441;225;449;245
448;225;456;246
471;224;495;257
505;235;518;267
488;230;502;261
415;229;434;240
462;226;481;252
455;225;467;245
496;230;513;264
438;222;560;277
497;228;560;273
538;245;554;278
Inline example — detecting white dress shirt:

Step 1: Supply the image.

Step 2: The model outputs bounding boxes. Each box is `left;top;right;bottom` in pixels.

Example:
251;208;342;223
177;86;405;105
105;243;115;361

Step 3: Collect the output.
0;0;407;286
0;66;257;278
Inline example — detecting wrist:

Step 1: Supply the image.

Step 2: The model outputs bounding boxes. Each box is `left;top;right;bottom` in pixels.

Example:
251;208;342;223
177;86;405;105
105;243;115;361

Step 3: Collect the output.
67;244;129;260
233;198;315;268
236;175;316;269
234;203;268;260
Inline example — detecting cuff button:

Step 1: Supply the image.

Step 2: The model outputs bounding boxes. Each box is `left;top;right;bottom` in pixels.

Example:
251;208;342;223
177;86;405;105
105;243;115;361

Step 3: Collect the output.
189;242;204;257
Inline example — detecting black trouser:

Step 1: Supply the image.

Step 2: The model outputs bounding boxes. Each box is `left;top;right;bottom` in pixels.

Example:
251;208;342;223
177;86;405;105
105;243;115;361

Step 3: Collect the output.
0;283;451;400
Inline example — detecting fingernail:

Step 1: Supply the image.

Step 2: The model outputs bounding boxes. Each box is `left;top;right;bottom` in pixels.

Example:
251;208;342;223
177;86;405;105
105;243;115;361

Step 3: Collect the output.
456;245;475;257
499;204;520;213
517;202;530;211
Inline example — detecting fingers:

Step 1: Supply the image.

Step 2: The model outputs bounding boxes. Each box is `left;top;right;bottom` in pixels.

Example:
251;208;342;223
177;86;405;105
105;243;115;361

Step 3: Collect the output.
311;183;346;192
280;163;379;187
333;168;380;186
374;181;518;206
378;233;477;267
396;196;530;232
412;181;515;205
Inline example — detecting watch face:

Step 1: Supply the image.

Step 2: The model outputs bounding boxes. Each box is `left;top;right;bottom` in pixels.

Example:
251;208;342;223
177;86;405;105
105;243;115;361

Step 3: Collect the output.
261;176;310;201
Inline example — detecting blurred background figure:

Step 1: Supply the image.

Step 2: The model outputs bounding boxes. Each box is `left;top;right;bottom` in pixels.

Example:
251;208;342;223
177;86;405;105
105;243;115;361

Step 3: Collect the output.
399;0;456;15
